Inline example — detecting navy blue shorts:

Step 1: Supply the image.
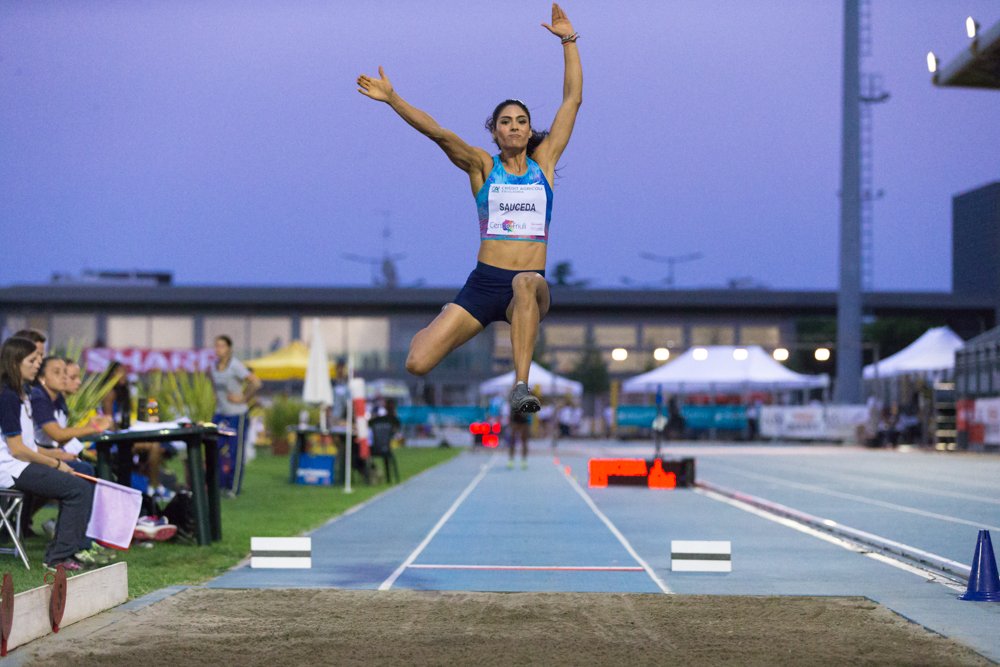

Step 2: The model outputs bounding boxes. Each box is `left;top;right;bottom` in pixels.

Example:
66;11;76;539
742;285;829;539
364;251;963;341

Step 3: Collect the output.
452;262;547;327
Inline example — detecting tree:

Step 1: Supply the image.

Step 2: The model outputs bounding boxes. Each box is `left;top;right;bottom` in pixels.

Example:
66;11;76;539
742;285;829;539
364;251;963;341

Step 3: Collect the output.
552;261;588;288
569;330;609;398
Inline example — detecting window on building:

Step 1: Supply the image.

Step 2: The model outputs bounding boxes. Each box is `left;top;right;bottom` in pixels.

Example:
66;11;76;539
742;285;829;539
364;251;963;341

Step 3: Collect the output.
50;314;98;351
544;324;586;347
150;316;194;348
739;325;780;347
107;316;149;347
690;325;735;345
205;317;250;355
602;349;648;372
642;325;683;349
249;317;292;358
305;317;387;369
593;325;637;348
552;350;582;373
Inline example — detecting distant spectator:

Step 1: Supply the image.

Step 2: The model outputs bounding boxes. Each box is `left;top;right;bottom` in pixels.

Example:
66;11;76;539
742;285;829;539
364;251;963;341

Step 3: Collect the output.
211;335;261;496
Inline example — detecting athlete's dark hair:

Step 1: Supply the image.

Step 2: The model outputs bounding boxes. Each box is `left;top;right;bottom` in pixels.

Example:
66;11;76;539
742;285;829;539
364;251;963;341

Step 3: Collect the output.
485;99;549;158
215;335;233;348
13;328;46;344
0;337;37;398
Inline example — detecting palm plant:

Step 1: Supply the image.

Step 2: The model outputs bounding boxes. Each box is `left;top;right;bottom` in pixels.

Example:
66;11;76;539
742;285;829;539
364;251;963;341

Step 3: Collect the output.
158;371;217;424
65;368;119;427
61;341;118;427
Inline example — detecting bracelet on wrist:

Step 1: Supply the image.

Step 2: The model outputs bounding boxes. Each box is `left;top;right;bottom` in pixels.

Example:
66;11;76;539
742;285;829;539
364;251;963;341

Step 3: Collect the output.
561;32;579;44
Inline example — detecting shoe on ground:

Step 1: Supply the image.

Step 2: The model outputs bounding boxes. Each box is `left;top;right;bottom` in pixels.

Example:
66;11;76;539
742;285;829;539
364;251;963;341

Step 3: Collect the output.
45;558;84;573
133;515;178;542
74;545;113;567
521;460;529;470
42;519;57;540
506;460;514;470
509;382;541;414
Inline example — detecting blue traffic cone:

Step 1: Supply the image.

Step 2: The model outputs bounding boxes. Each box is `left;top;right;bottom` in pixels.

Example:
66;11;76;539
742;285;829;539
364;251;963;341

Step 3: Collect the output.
960;530;1000;601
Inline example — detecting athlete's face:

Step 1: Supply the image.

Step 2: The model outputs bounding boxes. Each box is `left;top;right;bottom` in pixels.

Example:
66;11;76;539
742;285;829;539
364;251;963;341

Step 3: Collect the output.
493;104;531;151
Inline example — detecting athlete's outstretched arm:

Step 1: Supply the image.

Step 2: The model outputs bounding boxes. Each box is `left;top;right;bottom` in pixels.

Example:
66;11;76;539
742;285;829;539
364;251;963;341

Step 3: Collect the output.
534;3;582;173
357;66;491;180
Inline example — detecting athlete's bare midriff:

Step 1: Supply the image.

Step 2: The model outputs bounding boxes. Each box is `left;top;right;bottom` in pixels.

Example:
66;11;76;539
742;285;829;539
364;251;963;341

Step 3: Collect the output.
477;239;547;272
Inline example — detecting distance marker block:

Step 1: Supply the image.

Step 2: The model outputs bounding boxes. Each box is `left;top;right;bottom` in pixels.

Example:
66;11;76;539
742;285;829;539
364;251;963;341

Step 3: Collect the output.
588;457;696;488
671;540;732;572
251;537;312;569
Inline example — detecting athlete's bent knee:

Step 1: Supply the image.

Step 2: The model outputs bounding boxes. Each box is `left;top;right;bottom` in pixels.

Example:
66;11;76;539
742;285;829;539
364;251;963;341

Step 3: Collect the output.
512;272;543;295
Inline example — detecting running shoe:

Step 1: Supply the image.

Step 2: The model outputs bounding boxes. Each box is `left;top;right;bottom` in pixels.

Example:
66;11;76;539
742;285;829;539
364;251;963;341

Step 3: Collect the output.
521;460;529;470
509;382;541;414
74;546;113;567
506;459;514;470
45;558;84;573
133;515;178;542
91;543;118;562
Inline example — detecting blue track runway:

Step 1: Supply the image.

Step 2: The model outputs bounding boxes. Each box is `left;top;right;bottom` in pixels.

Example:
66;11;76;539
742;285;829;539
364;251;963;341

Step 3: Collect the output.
209;441;1000;661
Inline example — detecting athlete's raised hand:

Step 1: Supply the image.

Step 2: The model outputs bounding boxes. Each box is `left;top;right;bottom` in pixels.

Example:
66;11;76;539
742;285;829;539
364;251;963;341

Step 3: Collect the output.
541;2;575;40
357;66;394;102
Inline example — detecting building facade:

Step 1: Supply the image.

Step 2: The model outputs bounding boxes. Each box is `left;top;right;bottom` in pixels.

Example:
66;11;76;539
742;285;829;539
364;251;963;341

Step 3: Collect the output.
1;283;995;405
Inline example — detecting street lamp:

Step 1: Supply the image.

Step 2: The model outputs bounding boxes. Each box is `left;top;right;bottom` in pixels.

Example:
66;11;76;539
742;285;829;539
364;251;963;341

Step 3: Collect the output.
611;347;628;362
772;348;790;362
967;16;979;39
814;347;832;362
653;347;670;362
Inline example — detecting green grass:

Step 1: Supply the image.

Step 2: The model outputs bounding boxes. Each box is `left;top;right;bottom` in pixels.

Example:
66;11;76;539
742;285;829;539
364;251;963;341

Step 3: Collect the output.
5;446;462;597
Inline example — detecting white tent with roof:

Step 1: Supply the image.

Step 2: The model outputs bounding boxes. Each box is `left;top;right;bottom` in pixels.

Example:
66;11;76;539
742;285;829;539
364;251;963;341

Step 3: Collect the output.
862;326;963;380
479;361;583;397
621;345;829;393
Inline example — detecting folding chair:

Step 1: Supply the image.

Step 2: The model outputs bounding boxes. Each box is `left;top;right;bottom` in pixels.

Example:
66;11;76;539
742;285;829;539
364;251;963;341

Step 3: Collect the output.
369;421;400;484
0;489;30;569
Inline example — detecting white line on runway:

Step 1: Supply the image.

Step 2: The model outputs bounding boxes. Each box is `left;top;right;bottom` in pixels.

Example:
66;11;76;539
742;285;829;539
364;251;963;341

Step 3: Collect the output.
696;487;967;593
378;456;496;590
705;463;1000;531
409;564;645;572
561;470;673;594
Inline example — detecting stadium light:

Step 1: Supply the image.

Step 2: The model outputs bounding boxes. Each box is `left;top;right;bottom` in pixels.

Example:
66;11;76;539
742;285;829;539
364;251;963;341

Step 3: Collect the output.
692;347;708;361
611;347;628;361
814;347;831;362
653;347;670;362
966;16;979;39
926;51;939;73
772;348;790;362
732;348;748;361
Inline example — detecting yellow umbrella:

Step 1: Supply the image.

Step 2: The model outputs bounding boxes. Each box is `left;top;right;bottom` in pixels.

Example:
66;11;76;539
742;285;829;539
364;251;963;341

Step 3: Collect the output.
245;341;336;381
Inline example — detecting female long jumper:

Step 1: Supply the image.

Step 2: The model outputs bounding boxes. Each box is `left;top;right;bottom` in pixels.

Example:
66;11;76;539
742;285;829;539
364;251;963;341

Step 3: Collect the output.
357;3;582;414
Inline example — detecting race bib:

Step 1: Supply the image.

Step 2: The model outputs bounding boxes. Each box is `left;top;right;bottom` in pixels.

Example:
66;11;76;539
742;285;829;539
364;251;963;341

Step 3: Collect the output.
486;183;547;237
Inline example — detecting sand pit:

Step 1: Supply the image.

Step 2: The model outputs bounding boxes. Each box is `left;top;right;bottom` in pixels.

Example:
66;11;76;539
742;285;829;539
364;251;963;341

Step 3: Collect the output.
17;588;990;666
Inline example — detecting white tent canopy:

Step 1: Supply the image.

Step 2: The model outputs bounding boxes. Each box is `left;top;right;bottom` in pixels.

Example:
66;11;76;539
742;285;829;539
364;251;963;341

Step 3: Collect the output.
622;345;829;393
479;361;583;397
863;326;963;380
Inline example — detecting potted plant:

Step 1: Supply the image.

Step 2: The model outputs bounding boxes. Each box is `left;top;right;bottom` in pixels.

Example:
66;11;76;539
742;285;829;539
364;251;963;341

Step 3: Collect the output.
264;394;306;455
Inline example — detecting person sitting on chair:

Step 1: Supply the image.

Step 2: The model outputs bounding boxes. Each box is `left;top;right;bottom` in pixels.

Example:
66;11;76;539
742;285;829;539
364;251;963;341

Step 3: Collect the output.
369;399;401;484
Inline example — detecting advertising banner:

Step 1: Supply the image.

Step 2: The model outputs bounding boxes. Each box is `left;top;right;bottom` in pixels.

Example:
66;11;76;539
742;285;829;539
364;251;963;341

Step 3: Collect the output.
84;348;215;374
760;405;867;441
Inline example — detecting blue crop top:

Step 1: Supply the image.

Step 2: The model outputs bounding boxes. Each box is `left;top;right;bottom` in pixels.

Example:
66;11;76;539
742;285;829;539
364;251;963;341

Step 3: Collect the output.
476;155;552;243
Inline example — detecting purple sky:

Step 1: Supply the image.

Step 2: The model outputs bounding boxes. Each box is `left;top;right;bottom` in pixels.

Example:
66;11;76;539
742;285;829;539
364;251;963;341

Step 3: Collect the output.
2;1;998;292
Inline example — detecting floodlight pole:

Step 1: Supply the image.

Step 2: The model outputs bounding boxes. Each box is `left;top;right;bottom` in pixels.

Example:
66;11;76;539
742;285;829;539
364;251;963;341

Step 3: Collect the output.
836;0;864;404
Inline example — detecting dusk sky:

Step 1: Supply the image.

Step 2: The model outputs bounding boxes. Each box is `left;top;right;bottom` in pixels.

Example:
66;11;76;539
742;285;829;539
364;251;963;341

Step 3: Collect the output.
2;1;998;292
